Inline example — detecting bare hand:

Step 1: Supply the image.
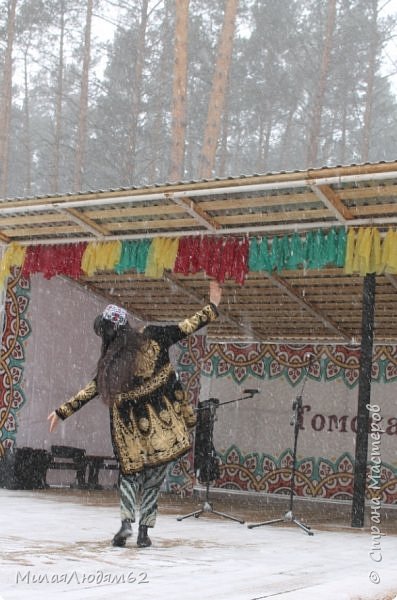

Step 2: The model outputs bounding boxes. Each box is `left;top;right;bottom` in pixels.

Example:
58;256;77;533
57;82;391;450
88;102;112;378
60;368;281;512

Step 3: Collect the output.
209;280;222;306
47;411;60;433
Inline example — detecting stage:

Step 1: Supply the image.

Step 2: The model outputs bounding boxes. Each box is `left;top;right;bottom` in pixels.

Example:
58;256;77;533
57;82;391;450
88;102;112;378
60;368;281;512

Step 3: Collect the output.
0;488;396;600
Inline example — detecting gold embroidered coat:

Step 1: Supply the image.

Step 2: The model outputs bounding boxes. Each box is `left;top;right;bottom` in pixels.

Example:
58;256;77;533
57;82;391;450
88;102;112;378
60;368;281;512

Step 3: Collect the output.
55;304;218;475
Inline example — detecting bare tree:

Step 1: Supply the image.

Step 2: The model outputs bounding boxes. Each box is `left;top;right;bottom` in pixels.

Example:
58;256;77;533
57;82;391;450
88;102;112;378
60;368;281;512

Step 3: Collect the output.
22;41;32;195
169;0;189;182
199;0;239;179
147;0;172;183
218;84;230;176
0;0;18;198
306;0;337;167
123;0;149;183
360;0;379;161
73;0;93;191
52;0;66;193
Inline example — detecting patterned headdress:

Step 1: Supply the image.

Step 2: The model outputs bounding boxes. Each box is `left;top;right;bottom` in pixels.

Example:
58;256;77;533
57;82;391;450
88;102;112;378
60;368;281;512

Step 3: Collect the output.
102;304;127;328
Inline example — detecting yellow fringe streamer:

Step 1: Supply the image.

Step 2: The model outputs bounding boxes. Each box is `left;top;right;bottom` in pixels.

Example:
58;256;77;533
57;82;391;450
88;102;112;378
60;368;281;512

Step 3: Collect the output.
0;243;27;290
344;227;397;275
382;229;397;274
81;241;122;276
145;238;178;278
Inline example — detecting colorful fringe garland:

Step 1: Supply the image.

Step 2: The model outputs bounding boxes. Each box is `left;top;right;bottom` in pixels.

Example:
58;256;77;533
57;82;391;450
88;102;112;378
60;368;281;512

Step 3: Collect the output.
146;238;179;278
1;228;397;291
21;243;87;280
0;243;27;290
81;241;121;276
174;236;249;284
345;228;397;275
249;228;346;272
115;240;151;274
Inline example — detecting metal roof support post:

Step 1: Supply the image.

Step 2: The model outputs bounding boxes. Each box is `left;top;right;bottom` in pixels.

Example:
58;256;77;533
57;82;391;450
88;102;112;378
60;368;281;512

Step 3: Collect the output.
351;273;376;528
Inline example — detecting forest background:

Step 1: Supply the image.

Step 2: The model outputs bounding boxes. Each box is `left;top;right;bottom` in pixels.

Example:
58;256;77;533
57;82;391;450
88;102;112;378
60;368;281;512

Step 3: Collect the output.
0;0;397;200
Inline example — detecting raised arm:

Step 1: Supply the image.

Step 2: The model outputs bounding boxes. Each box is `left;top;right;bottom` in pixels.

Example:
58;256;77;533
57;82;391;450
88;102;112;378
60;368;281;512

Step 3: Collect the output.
146;281;222;347
209;280;222;307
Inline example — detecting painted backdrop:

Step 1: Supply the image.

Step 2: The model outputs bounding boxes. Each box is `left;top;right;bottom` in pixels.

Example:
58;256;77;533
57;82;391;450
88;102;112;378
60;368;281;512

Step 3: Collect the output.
1;271;396;503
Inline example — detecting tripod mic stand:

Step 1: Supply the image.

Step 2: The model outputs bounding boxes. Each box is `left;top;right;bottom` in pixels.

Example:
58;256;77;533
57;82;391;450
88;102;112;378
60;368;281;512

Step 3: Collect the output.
248;358;314;536
177;390;258;524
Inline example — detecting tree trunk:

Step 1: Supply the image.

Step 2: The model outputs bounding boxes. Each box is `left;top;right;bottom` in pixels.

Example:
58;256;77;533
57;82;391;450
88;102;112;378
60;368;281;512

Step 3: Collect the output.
123;0;149;183
278;102;297;169
0;0;18;198
148;0;172;183
256;118;265;172
360;0;379;162
199;0;239;179
260;119;273;172
52;0;65;193
169;0;189;182
230;114;242;173
23;48;32;196
73;0;93;191
218;82;231;177
306;0;337;167
339;101;347;164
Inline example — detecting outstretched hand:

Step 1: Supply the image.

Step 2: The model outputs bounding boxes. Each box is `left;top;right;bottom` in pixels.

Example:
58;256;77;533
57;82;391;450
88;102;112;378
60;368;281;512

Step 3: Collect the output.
209;280;222;307
47;411;60;433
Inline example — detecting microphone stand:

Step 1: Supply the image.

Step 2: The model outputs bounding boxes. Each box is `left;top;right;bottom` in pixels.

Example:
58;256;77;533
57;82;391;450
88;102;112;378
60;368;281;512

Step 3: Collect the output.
177;389;258;524
248;358;315;536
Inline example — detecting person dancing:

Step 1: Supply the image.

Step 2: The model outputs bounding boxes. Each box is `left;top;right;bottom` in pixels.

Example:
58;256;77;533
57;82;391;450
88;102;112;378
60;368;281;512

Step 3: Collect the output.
48;280;222;548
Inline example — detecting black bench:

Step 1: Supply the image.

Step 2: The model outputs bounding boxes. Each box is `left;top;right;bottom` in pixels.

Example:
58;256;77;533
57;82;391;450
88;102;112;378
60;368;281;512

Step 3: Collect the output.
48;445;87;488
85;455;118;489
0;446;118;490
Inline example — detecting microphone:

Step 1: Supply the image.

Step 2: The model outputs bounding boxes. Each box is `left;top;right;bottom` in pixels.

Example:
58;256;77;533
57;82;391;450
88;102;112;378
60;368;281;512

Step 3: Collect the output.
243;389;259;396
207;397;220;404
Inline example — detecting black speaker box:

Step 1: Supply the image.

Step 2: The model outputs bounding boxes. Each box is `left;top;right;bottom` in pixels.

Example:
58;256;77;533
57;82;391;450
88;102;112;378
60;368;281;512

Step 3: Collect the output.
0;447;51;489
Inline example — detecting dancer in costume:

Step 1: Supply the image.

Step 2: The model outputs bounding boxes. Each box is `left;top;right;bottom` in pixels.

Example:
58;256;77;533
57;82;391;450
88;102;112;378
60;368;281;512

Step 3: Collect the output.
48;280;222;547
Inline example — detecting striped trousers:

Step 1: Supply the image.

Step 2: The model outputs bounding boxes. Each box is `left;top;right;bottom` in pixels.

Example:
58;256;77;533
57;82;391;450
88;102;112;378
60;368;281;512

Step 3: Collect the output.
119;463;168;527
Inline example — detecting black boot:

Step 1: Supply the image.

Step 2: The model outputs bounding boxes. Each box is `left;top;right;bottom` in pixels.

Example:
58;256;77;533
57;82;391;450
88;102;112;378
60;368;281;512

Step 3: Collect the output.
137;524;152;548
112;519;132;547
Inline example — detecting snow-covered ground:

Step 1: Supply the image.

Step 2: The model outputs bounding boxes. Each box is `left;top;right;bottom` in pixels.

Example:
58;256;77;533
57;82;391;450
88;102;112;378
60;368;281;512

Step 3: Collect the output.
0;489;396;600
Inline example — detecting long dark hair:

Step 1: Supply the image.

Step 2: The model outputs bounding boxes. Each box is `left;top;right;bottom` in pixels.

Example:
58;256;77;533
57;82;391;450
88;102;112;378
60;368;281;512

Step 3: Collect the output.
94;316;145;406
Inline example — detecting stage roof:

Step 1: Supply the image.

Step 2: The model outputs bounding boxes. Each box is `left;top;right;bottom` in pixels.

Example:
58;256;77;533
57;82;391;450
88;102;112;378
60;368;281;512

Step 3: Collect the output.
2;160;397;345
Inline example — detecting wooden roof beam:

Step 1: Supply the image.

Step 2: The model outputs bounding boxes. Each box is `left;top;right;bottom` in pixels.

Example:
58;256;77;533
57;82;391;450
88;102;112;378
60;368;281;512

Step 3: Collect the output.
0;231;11;243
263;271;352;342
1;168;397;216
385;273;397;291
55;206;110;237
61;275;148;322
310;184;354;222
166;193;220;232
163;271;267;340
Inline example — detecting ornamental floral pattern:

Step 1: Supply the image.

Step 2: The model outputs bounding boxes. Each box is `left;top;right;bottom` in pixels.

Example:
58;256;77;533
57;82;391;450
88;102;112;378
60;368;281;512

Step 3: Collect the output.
176;338;397;388
214;447;397;504
168;336;397;502
0;268;31;456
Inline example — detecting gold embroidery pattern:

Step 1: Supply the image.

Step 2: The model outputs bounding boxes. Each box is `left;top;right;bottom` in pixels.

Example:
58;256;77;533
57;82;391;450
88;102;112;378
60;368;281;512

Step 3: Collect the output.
134;340;160;378
178;304;218;335
181;401;197;428
57;380;97;419
112;396;191;474
111;404;146;473
115;363;173;403
138;417;150;432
